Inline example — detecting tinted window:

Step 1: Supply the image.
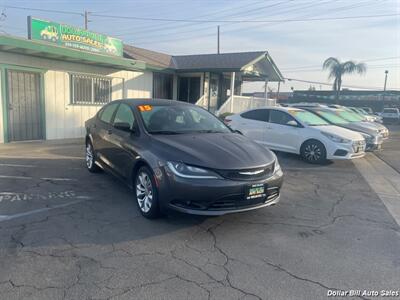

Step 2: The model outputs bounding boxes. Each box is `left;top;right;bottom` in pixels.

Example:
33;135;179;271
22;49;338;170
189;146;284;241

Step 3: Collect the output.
138;104;230;134
99;103;118;124
113;104;135;128
241;109;269;122
335;110;363;122
270;110;297;126
288;110;329;126
316;110;349;125
383;108;398;113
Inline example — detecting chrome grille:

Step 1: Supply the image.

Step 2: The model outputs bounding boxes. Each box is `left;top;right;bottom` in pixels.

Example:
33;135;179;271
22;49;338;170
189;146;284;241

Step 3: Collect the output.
216;163;274;181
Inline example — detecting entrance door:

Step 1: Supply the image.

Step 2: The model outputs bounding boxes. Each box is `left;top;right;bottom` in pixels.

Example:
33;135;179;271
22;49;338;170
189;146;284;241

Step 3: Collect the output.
7;70;43;141
178;77;200;104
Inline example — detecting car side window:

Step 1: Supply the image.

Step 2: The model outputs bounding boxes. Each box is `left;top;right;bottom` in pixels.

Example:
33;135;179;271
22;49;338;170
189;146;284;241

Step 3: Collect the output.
241;109;269;122
99;103;118;124
270;110;298;126
113;104;135;128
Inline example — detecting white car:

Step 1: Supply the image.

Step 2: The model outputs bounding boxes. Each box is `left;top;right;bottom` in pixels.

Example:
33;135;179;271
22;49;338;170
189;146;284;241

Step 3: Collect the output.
225;107;366;164
380;108;400;123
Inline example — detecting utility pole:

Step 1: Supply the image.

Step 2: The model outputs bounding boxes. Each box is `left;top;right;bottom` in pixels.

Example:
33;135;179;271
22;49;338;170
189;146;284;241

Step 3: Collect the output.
84;10;90;29
383;70;388;101
276;81;281;102
217;25;220;54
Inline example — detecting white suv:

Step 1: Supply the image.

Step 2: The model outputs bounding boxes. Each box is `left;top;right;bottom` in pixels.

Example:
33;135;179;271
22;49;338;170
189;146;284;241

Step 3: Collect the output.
225;107;366;164
380;108;400;123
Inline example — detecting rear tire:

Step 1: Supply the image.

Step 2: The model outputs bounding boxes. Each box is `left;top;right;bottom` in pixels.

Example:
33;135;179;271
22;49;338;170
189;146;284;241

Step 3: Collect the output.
134;166;161;219
85;141;102;173
300;140;327;164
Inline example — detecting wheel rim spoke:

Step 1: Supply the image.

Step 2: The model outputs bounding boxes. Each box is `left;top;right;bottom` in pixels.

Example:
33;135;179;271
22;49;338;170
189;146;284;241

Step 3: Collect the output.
304;144;322;161
136;171;153;213
86;146;93;168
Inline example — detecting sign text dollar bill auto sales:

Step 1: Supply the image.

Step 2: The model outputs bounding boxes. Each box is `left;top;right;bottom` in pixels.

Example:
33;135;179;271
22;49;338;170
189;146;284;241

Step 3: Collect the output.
28;17;123;56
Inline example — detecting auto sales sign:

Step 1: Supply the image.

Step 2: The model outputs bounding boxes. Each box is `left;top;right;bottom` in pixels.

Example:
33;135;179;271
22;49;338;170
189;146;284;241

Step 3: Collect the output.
28;17;123;56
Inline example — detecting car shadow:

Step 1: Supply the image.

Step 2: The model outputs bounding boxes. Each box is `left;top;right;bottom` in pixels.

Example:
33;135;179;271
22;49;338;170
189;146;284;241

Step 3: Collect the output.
0;155;208;250
273;150;334;169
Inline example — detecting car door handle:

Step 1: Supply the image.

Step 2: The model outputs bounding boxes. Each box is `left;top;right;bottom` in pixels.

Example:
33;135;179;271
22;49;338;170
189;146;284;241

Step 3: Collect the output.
107;129;113;135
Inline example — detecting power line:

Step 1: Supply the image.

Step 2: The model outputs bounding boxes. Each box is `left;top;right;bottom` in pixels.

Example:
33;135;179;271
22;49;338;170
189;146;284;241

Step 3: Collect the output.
125;0;321;42
90;12;399;23
2;5;83;16
130;1;377;45
115;0;288;39
284;77;400;91
131;1;389;45
281;56;400;71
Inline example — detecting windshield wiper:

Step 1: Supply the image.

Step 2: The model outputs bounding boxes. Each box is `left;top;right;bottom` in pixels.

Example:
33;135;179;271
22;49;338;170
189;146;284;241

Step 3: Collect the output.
148;130;184;135
195;130;225;133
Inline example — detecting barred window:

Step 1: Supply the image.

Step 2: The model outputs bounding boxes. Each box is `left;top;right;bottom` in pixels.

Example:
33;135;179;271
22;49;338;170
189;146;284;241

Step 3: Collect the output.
71;74;112;104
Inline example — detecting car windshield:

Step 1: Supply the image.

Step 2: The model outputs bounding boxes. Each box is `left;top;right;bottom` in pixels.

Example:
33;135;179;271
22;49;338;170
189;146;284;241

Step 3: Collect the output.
384;108;398;113
316;110;350;125
138;104;231;134
288;110;329;126
335;110;364;122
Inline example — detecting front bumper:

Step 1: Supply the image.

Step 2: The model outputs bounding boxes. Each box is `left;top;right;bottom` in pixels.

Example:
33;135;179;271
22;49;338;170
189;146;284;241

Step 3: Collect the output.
158;167;284;216
327;140;366;160
365;136;383;151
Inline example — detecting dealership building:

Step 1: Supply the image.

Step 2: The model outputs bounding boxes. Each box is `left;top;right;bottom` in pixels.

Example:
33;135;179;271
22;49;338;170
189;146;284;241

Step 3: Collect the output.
0;18;283;143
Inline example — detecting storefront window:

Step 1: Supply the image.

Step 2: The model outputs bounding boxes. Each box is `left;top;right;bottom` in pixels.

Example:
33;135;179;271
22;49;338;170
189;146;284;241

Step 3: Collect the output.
153;73;173;100
71;74;112;104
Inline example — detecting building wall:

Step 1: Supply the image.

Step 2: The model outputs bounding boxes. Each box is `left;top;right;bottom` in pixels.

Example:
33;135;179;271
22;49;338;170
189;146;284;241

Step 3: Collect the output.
0;51;153;142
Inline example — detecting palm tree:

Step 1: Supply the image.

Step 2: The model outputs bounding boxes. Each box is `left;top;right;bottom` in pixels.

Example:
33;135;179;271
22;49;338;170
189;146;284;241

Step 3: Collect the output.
323;57;366;103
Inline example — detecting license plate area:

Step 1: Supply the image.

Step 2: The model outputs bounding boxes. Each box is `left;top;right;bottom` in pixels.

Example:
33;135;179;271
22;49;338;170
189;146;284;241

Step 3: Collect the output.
245;183;266;200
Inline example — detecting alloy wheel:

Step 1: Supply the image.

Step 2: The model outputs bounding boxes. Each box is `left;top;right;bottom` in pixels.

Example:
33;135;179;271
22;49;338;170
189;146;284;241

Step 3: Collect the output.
136;172;153;213
304;143;322;162
86;144;94;169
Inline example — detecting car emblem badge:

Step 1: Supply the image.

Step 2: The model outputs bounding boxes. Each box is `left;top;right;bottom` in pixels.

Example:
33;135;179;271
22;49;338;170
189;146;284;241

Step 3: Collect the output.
239;169;264;175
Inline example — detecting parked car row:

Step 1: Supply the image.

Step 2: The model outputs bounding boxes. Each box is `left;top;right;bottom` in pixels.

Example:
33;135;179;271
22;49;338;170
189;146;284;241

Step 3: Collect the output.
225;103;389;164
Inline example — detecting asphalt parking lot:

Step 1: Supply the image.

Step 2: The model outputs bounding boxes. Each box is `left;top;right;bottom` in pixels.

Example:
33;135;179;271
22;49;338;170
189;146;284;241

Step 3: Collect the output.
0;128;399;300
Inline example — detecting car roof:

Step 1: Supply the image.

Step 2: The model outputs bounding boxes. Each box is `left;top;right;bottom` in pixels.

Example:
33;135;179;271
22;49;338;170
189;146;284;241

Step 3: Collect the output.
242;106;304;113
116;98;192;107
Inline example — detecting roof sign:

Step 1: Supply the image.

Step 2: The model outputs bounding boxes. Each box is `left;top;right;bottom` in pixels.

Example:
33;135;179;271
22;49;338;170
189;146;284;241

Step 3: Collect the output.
28;16;123;57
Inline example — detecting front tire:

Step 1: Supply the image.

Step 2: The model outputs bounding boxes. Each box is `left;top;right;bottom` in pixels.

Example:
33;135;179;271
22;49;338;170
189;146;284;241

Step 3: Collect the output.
85;141;101;173
134;166;161;219
300;140;327;164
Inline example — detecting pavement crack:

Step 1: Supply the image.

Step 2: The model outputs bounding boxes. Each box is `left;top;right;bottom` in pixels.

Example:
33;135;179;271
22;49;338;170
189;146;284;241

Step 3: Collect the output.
262;259;370;300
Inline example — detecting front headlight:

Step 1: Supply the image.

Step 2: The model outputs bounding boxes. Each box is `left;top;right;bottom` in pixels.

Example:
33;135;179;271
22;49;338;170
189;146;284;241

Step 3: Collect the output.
270;152;282;174
274;158;281;174
166;161;220;179
321;132;351;143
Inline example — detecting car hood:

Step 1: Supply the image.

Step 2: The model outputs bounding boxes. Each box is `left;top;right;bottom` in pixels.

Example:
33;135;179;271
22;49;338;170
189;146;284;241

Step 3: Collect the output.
150;133;275;170
314;125;363;140
338;122;379;136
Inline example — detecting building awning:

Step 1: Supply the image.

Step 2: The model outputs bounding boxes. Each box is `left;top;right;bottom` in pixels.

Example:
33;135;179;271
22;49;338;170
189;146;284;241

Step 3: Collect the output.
0;35;146;71
173;51;284;82
123;46;284;81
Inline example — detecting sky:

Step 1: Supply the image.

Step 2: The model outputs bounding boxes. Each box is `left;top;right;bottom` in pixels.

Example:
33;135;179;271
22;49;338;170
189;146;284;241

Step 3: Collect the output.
0;0;399;93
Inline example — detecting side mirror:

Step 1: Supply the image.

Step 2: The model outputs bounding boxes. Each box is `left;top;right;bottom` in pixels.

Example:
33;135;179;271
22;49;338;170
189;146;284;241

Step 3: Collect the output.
286;120;298;127
114;122;133;132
